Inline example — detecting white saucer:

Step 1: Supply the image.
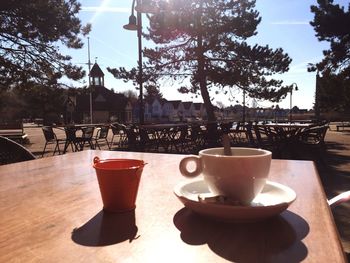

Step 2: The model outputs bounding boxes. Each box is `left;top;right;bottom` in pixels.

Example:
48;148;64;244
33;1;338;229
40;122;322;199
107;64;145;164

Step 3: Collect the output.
173;179;296;222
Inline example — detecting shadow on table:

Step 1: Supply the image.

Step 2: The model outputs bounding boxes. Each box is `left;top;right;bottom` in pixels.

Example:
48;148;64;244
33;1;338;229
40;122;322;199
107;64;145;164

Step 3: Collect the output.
303;132;350;255
71;210;139;246
173;208;309;262
322;150;350;255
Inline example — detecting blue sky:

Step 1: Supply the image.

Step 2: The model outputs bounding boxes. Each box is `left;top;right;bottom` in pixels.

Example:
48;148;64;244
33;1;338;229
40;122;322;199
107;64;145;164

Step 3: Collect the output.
62;0;348;110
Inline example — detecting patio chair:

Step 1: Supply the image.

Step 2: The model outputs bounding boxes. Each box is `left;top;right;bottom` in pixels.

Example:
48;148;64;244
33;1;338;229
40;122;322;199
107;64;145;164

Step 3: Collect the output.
63;126;81;153
203;122;221;148
41;126;65;157
188;124;204;153
173;125;191;153
290;124;329;160
78;126;95;150
124;125;140;151
296;124;329;147
110;123;127;148
221;121;243;145
139;127;158;152
93;125;110;150
0;136;36;165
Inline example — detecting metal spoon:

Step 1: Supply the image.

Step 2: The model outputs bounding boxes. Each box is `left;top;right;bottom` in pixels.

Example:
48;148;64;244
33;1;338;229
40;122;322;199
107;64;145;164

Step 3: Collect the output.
222;134;232;156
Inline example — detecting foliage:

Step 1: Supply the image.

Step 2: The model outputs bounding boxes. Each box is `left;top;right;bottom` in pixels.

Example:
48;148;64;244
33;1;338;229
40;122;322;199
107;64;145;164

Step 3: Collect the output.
309;0;350;112
0;0;90;88
317;72;350;112
107;66;163;99
109;0;292;121
122;89;138;104
144;85;163;103
309;0;350;78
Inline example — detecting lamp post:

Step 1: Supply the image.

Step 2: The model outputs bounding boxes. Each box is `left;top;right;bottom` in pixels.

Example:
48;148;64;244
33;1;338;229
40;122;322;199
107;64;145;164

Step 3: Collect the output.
87;37;93;124
123;0;143;124
315;72;321;122
289;83;298;122
124;0;156;124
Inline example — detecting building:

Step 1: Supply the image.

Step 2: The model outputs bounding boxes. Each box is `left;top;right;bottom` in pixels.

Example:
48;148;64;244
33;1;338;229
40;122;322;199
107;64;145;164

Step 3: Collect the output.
72;63;132;123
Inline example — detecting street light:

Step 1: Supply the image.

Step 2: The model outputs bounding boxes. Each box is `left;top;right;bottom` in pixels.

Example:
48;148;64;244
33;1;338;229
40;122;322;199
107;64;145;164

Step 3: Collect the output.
124;0;156;124
289;83;298;122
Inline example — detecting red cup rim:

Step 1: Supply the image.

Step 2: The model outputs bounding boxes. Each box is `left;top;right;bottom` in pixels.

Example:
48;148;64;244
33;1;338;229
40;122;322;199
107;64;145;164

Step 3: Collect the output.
93;158;145;171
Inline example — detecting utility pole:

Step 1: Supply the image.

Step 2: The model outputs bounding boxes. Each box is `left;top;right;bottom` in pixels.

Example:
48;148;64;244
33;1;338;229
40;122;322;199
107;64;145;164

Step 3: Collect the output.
88;37;93;124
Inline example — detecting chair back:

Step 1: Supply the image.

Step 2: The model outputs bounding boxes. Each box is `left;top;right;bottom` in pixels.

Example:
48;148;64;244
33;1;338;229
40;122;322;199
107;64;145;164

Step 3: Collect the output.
96;126;109;139
64;126;77;141
111;123;126;135
0;136;36;165
244;122;255;146
82;126;95;139
42;126;56;141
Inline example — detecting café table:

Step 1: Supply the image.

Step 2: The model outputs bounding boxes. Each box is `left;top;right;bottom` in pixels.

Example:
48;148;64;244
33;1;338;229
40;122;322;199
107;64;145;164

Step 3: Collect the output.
140;123;188;152
0;150;346;262
259;122;313;138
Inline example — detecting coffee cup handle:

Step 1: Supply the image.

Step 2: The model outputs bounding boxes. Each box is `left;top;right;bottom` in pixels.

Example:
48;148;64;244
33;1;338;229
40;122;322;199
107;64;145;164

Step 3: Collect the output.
179;156;202;178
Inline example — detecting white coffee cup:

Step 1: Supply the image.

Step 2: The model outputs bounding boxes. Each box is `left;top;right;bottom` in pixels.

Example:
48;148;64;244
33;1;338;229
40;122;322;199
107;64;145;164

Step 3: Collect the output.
179;147;272;204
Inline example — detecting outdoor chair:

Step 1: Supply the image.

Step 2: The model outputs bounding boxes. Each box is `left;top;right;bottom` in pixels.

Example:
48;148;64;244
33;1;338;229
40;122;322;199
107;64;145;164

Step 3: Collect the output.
124;125;140;151
243;122;255;147
220;122;236;146
93;125;110;150
203;122;221;148
110;123;127;148
296;124;329;147
231;122;250;145
41;126;65;157
139;127;158;152
188;124;204;153
173;125;191;153
78;126;95;150
0;136;36;165
63;126;82;153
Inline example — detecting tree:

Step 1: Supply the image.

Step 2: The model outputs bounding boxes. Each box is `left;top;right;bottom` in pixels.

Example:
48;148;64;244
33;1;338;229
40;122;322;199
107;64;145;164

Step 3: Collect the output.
309;0;350;78
317;72;350;112
144;85;163;103
309;1;350;112
0;0;90;88
109;0;292;121
123;89;138;104
107;66;164;102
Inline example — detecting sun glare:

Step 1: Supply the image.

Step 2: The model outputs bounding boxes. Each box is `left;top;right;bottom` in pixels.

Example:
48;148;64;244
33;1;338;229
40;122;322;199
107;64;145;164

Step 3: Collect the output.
89;0;112;23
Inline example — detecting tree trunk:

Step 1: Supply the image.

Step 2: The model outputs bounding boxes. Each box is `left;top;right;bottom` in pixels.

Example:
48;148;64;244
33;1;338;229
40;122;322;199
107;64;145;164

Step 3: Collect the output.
197;0;216;122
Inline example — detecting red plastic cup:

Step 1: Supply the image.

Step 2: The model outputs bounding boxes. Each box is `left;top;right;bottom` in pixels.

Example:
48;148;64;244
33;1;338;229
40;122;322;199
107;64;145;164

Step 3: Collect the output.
93;157;146;213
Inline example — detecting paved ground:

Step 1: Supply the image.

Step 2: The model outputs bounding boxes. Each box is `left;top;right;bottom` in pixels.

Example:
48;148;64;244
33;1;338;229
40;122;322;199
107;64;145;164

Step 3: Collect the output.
22;124;350;256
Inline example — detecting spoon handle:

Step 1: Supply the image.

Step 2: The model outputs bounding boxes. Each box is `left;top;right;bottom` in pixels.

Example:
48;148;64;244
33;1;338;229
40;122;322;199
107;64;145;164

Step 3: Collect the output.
222;134;232;156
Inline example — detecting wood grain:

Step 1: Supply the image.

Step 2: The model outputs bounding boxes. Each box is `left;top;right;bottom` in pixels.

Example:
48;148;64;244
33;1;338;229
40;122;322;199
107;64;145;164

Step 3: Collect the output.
0;150;345;262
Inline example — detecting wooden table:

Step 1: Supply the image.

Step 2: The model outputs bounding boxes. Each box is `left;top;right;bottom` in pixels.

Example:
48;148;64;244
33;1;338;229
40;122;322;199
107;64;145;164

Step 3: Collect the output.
260;123;312;136
0;150;345;262
141;123;188;152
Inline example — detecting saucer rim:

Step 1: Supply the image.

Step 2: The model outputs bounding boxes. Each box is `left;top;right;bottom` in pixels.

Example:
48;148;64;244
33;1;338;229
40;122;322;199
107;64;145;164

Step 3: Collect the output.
173;179;296;222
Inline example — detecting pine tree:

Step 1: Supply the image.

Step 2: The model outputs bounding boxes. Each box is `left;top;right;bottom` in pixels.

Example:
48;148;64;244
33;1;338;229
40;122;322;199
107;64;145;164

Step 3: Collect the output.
110;0;292;121
0;0;90;88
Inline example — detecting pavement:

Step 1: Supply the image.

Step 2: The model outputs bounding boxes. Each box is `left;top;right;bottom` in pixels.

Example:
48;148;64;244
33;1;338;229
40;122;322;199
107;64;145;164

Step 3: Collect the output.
22;124;350;256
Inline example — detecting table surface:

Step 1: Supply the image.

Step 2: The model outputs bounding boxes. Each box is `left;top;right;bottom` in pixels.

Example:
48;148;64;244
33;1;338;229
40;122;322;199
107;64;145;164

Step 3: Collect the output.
259;123;313;129
0;150;345;262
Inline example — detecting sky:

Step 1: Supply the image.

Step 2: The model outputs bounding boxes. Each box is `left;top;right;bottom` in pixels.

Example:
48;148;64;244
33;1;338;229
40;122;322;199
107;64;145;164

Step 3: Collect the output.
61;0;348;110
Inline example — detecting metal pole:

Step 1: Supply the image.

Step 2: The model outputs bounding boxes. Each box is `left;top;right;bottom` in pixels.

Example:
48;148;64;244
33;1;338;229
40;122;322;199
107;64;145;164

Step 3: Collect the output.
137;5;144;124
88;37;93;124
289;89;292;122
315;72;320;121
242;89;246;123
